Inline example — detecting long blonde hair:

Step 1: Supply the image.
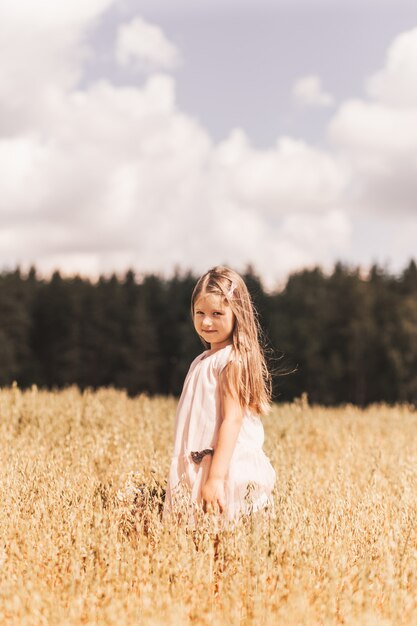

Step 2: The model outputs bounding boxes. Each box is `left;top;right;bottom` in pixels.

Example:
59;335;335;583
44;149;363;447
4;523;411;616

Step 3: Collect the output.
191;266;272;416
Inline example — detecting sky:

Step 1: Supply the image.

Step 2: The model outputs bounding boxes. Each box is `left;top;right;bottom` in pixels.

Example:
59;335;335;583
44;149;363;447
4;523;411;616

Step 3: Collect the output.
1;0;417;291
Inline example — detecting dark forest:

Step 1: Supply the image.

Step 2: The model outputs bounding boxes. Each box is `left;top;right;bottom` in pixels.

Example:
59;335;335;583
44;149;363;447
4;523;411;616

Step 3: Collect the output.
1;260;416;406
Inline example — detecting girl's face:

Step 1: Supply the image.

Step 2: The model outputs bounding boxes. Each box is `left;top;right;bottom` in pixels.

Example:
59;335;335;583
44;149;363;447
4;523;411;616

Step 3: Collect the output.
193;292;235;350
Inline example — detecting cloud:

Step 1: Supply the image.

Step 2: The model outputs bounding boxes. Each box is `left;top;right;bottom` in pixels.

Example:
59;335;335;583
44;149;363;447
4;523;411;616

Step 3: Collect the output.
0;0;351;290
1;7;415;288
292;74;335;108
0;0;114;134
115;16;181;71
0;72;349;288
328;27;417;216
213;130;347;215
367;27;417;108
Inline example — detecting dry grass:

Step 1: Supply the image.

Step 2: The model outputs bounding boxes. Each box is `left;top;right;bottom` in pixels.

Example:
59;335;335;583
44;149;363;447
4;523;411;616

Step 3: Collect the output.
0;384;416;625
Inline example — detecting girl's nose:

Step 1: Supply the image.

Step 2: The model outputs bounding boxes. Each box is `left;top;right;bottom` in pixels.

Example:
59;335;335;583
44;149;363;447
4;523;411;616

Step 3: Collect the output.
202;316;212;328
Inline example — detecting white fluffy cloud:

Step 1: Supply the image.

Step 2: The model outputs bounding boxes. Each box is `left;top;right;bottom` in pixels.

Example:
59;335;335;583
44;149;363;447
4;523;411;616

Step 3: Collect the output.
292;74;335;108
0;5;416;288
213;130;347;214
367;27;417;107
115;16;180;70
0;0;114;134
328;27;417;216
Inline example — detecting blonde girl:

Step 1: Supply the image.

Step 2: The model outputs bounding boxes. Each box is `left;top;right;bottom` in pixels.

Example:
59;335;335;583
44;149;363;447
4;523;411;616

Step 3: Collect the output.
162;266;276;528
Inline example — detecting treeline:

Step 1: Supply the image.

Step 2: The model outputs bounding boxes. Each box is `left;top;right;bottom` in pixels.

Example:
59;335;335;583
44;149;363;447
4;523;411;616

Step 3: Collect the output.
1;261;416;406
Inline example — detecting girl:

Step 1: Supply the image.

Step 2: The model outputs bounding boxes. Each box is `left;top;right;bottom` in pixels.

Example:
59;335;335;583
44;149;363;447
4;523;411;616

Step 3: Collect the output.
162;266;276;529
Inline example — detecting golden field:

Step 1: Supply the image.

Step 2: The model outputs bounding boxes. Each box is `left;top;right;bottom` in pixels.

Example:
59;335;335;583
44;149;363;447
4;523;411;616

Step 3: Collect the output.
0;385;416;626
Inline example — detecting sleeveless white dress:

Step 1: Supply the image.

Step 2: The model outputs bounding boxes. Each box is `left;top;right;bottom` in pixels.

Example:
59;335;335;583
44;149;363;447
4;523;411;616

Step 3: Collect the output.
162;344;276;527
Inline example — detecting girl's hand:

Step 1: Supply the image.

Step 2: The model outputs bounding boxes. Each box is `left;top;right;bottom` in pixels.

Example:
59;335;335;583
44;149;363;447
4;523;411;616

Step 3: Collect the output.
202;477;226;514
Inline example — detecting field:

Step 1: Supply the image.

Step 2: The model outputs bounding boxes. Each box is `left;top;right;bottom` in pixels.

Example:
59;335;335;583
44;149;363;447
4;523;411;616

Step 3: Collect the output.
0;385;416;625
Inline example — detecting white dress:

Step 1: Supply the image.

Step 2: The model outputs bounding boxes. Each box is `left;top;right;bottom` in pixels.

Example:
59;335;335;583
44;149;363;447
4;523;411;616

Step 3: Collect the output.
162;344;276;528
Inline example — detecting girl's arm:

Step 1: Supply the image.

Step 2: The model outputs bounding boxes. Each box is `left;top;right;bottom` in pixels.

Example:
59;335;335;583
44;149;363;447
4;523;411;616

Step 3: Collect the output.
202;364;244;513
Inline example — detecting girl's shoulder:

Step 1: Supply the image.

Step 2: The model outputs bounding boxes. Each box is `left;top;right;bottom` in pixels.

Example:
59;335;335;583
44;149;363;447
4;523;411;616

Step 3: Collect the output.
213;343;234;369
207;344;238;376
190;343;233;371
188;344;242;378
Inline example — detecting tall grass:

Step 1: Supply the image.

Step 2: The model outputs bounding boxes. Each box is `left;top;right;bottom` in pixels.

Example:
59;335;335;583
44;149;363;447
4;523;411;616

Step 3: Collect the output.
0;385;416;625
